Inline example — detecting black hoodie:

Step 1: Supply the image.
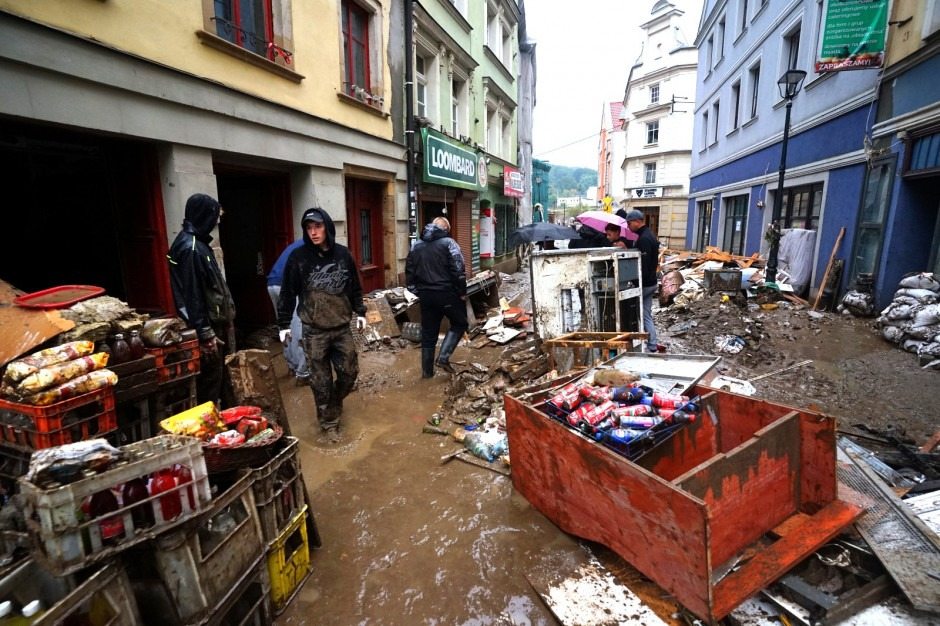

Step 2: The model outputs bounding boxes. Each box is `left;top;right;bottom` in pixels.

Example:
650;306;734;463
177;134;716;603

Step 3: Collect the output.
278;207;365;331
167;194;236;341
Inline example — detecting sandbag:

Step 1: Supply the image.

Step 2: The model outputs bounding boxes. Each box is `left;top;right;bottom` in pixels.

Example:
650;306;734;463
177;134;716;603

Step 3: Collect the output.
905;324;940;341
898;272;940;292
881;325;907;343
911;303;940;328
894;288;939;304
918;341;940;357
881;301;919;321
902;338;925;353
840;290;874;316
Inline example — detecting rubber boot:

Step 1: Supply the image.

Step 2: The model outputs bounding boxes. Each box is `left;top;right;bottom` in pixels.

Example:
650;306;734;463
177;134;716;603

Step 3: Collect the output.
436;330;461;373
421;346;435;378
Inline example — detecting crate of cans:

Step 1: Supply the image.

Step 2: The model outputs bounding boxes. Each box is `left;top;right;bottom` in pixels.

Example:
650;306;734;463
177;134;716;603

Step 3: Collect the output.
18;434;211;576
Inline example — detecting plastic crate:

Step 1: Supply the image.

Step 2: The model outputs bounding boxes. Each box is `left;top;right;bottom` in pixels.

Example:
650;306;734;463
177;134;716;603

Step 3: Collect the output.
242;437;306;543
0;387;118;450
0;558;141;626
150;377;198;423
205;554;272;626
112;397;153;446
266;505;311;615
0;442;31;480
151;472;265;624
18;434;212;576
145;339;201;385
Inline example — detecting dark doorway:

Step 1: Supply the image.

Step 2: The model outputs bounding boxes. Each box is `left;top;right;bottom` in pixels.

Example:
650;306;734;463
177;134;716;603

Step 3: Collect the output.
0;121;172;314
345;177;386;293
637;206;660;239
216;167;292;333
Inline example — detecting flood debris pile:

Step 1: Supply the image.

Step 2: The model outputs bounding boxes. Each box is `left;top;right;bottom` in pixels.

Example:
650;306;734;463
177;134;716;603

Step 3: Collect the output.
872;271;940;370
658;246;769;309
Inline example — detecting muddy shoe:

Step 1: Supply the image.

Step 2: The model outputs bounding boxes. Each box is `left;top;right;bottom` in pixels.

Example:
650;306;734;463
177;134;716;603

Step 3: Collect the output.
323;428;341;444
295;375;310;386
435;359;455;373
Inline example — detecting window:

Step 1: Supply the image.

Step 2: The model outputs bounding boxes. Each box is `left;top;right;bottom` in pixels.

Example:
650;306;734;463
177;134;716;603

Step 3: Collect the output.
730;81;741;129
850;158;895;282
486;1;513;67
711;101;720;144
213;0;277;60
739;0;749;33
646;120;659;144
342;0;371;96
784;25;801;71
502;117;512;160
748;62;760;119
773;182;824;230
702;111;709;149
644;162;657;185
695;200;713;252
722;195;748;255
716;18;726;62
650;83;660;105
415;56;428;118
706;35;714;70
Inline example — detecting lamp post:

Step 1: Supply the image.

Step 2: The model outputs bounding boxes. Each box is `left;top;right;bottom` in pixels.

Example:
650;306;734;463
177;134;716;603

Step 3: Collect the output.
765;69;807;286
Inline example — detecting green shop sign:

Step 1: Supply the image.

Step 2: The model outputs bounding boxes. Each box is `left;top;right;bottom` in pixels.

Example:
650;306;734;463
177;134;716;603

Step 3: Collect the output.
422;128;486;191
816;0;888;72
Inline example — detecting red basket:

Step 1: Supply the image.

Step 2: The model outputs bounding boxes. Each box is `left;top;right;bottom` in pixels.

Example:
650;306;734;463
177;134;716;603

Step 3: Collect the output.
0;387;118;450
145;339;201;384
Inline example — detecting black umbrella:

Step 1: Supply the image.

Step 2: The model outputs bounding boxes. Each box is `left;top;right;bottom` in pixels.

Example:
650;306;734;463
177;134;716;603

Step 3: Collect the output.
507;222;581;248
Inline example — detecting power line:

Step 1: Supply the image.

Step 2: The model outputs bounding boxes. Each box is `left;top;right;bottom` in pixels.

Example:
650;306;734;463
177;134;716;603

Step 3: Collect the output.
534;131;601;157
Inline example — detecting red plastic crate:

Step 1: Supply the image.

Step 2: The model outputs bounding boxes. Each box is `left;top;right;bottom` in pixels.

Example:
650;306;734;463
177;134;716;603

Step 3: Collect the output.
0;386;118;450
145;338;201;384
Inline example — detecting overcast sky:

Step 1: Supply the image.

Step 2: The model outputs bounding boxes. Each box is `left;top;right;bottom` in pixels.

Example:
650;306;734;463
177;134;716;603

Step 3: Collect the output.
526;0;646;170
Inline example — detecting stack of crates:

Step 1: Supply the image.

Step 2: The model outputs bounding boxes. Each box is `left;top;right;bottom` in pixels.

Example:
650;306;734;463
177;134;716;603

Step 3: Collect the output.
243;436;315;615
0;387;119;480
141;472;266;624
111;354;160;446
18;434;212;576
146;337;200;423
0;558;142;625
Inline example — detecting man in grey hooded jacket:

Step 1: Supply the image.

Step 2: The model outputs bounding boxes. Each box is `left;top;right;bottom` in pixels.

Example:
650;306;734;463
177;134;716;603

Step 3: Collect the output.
277;208;366;441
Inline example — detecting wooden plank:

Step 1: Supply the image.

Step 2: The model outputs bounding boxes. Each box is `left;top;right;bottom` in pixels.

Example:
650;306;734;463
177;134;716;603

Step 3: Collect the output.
813;226;845;310
224;349;291;437
364;296;400;338
920;429;940;453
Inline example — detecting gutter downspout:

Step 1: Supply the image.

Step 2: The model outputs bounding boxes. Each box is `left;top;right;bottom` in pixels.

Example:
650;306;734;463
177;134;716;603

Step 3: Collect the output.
404;0;418;247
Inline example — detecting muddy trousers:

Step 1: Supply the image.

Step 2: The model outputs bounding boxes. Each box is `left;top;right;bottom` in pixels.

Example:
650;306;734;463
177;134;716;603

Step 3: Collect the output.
418;290;468;377
301;324;359;431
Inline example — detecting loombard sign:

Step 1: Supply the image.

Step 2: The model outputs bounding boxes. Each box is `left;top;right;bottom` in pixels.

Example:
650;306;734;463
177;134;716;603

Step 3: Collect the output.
816;0;888;73
422;128;485;191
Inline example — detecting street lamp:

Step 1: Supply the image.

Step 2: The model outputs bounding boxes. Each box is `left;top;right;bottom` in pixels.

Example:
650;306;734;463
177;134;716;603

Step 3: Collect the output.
765;68;807;286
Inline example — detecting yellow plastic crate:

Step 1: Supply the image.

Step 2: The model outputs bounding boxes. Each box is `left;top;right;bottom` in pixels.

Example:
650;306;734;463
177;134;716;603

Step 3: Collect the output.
267;504;311;613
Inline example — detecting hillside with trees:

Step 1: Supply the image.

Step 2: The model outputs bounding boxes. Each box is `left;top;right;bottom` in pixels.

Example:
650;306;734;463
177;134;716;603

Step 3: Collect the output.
547;165;597;206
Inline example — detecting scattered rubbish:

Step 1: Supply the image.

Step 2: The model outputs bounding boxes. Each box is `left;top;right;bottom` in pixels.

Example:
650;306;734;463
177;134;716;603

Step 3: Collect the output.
714;334;746;353
463;429;507;462
422;425;448;436
709;375;756;396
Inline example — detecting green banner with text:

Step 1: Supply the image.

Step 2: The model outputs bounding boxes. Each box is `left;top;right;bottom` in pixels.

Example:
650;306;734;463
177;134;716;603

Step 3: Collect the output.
816;0;888;73
421;128;486;191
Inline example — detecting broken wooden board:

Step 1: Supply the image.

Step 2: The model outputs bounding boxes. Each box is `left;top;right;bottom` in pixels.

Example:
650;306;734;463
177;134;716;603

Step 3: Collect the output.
224;349;291;436
525;556;670;626
0;279;74;367
364;296;400;338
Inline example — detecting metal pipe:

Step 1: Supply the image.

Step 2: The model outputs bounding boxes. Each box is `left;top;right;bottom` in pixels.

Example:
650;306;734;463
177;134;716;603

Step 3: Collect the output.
404;0;418;246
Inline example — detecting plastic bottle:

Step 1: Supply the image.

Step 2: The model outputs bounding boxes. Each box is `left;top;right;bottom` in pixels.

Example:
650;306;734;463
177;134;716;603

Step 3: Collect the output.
122;477;154;531
0;601;13;625
127;330;146;360
109;333;131;365
88;489;125;547
172;464;196;512
20;600;43;624
150;468;181;523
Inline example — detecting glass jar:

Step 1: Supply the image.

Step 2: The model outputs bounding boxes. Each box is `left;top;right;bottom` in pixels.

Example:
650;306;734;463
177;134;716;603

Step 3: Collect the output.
109;333;131;365
128;329;146;360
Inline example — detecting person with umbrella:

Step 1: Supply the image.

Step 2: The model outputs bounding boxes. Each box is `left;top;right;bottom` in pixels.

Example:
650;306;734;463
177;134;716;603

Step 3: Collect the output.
622;209;661;353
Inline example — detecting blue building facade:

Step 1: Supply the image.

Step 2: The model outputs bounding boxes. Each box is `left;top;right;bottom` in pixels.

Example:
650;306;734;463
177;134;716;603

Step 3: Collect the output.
688;0;880;300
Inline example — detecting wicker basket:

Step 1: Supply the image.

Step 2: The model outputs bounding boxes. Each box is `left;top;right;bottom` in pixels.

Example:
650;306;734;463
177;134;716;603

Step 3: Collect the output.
202;424;283;474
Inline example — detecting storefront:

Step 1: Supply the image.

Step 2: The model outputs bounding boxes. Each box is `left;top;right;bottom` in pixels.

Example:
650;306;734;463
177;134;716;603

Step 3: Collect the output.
478;161;524;273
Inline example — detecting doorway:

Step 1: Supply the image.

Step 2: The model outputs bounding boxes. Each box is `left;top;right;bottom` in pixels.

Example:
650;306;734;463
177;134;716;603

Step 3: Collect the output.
345;177;387;293
216;167;292;333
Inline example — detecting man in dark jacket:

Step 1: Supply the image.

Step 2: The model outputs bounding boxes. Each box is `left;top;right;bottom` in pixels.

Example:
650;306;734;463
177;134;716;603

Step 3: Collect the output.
623;209;661;352
568;222;609;248
167;193;236;405
405;217;468;378
277;208;366;441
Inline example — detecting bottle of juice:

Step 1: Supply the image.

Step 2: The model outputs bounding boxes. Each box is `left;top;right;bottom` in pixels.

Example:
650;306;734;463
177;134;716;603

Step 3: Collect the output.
150;468;182;523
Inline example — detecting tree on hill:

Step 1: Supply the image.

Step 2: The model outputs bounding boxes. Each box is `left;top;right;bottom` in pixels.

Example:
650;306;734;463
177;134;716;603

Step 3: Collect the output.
547;165;597;204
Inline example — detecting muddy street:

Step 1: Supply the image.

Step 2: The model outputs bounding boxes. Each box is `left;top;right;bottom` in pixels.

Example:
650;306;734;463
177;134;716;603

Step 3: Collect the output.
271;269;937;625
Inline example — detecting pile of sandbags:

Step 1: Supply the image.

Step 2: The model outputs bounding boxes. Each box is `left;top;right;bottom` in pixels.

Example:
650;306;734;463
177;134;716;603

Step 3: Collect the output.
875;272;940;369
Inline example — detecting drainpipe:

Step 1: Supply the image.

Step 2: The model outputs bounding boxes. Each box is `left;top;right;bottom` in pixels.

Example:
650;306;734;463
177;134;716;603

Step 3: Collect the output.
405;0;418;246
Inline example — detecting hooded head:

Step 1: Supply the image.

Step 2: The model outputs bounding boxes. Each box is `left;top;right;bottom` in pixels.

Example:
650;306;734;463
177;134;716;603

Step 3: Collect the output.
301;207;335;250
184;193;222;240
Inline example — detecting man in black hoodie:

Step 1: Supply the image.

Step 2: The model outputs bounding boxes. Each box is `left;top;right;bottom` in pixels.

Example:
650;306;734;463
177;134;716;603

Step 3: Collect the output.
277;208;366;441
405;217;468;378
167;193;236;406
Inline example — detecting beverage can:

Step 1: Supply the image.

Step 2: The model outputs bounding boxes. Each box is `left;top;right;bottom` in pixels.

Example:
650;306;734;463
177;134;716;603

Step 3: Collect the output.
612;404;652;418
